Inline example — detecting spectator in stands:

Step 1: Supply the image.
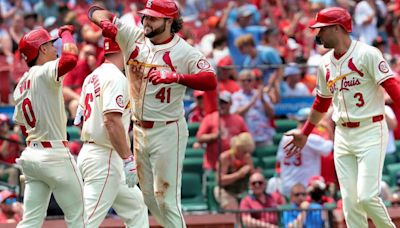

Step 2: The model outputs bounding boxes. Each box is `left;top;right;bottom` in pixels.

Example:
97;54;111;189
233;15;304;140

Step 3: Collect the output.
34;0;60;23
0;114;20;165
231;69;275;147
62;43;97;117
282;183;324;228
220;3;266;67
23;12;38;31
235;34;283;89
214;132;255;210
390;193;400;208
196;91;248;171
188;90;205;124
281;64;310;97
0;0;32;26
0;190;22;223
240;172;281;227
354;0;379;45
0;16;13;66
277;108;333;197
7;13;25;54
306;176;335;206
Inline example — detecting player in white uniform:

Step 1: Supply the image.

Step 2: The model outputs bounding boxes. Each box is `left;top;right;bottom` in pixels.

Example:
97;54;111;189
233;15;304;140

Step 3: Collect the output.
285;7;398;228
277;107;333;197
88;1;217;227
13;27;86;227
76;38;149;228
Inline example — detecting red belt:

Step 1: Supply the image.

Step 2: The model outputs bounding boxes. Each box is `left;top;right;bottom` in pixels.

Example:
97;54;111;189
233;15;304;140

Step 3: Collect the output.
134;120;177;129
27;141;68;148
341;115;384;128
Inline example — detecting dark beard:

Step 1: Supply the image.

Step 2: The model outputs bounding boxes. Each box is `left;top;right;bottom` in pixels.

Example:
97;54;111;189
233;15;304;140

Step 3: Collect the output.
144;21;166;38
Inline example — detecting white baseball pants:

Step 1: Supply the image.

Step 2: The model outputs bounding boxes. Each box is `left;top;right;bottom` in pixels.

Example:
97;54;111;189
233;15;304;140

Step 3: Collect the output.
17;142;86;228
78;143;149;228
134;117;188;228
334;121;395;228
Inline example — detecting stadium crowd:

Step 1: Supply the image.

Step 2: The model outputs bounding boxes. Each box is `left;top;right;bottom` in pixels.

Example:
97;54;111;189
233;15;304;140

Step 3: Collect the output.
1;0;400;226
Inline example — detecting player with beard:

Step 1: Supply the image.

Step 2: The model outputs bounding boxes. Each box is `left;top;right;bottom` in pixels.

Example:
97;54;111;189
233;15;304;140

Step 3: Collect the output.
88;1;217;227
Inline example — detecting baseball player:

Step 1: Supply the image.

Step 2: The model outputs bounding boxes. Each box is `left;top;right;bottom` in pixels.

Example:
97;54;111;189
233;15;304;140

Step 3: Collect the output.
88;1;217;227
285;7;399;228
76;38;148;228
12;27;86;227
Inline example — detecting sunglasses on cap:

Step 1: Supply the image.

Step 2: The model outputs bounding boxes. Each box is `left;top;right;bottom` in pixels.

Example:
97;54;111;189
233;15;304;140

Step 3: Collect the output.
3;197;17;205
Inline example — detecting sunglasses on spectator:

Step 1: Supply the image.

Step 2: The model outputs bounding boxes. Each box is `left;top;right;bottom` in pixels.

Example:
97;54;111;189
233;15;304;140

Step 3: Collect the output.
251;181;264;186
293;192;307;197
240;79;253;83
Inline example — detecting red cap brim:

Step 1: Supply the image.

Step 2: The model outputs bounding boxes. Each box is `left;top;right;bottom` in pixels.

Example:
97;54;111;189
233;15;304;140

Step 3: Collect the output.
138;9;173;19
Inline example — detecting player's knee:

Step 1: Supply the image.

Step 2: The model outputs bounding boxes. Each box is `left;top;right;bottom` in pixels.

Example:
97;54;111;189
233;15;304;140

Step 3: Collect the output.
358;195;376;207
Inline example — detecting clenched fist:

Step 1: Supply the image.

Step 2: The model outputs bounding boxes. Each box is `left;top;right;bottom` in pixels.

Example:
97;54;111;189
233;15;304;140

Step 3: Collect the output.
148;70;181;85
58;25;74;37
100;20;117;40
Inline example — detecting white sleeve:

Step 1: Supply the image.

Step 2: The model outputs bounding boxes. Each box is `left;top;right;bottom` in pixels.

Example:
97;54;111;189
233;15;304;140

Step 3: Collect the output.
186;48;215;74
306;134;333;156
315;64;332;98
363;47;394;84
37;59;61;85
114;18;143;56
102;74;129;114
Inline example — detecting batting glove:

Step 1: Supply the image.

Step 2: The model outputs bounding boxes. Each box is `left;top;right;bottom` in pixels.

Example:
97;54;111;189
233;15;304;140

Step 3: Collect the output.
148;70;181;85
58;25;75;37
100;20;117;41
123;155;138;187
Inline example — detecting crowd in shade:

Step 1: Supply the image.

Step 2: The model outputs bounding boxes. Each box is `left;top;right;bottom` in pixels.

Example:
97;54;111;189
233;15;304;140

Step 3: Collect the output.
1;0;400;225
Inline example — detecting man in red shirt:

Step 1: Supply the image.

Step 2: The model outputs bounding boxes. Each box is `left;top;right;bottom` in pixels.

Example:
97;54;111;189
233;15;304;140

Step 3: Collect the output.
0;114;20;164
0;190;22;224
196;91;248;170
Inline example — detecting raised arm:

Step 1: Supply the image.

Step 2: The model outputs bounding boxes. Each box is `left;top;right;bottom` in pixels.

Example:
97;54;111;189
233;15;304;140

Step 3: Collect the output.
57;25;79;77
87;5;118;40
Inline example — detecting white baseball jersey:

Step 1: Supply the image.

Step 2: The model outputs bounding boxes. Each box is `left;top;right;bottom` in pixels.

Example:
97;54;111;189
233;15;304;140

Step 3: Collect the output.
79;63;131;148
113;18;215;121
277;133;332;196
13;59;68;141
316;40;393;124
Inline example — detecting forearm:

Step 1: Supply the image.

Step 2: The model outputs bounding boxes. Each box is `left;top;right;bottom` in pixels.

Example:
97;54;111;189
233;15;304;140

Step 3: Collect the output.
196;133;217;143
62;87;80;101
242;216;276;228
382;78;400;108
58;30;78;77
104;114;131;159
178;71;217;91
262;100;274;118
236;101;256;116
219;172;243;186
88;6;115;26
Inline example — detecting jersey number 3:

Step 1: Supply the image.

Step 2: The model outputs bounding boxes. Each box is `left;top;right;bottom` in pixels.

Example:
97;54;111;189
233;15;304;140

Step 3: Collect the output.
84;93;94;121
155;87;171;103
354;92;365;107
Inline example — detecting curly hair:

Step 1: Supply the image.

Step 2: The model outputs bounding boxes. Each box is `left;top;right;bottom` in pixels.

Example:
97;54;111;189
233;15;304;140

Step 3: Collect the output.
171;17;183;34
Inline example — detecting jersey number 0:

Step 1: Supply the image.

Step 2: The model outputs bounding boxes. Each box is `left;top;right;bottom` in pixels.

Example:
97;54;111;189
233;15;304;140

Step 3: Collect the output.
22;98;36;128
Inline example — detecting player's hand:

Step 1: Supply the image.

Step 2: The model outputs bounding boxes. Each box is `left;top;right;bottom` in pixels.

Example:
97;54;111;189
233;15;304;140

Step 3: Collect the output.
58;25;75;37
100;20;117;40
123;155;138;187
238;165;252;177
147;70;180;85
283;129;308;158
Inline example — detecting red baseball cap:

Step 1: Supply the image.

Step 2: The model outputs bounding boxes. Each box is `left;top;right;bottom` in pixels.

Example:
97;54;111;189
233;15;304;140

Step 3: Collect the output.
217;56;233;68
138;0;179;19
0;190;17;203
103;38;120;54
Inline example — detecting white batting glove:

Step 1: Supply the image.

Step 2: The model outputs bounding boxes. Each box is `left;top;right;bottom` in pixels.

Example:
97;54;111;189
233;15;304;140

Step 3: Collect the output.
123;155;138;187
74;105;84;126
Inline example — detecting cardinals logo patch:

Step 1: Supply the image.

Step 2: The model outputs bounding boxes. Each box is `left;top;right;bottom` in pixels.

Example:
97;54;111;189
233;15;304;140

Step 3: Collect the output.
378;61;389;73
116;95;124;108
197;59;211;70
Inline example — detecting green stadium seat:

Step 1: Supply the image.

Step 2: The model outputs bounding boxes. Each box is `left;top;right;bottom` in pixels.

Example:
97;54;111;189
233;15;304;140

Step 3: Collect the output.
252;157;263;169
187;136;197;148
183;157;203;175
275;119;297;133
181;172;208;211
188;122;200;137
386;163;400;186
273;133;284;145
263;169;276;179
262;156;277;170
396;140;400;153
382;174;391;185
384;154;397;175
67;126;81;141
254;145;278;158
185;148;205;158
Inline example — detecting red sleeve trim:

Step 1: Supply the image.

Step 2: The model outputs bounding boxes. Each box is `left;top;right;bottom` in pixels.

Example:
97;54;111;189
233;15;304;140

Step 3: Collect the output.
57;53;78;78
178;71;217;91
382;77;400;108
312;94;332;113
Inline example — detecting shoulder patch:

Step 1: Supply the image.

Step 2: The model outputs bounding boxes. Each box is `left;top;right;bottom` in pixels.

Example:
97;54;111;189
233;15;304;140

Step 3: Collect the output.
378;61;389;73
116;95;124;108
197;59;211;70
